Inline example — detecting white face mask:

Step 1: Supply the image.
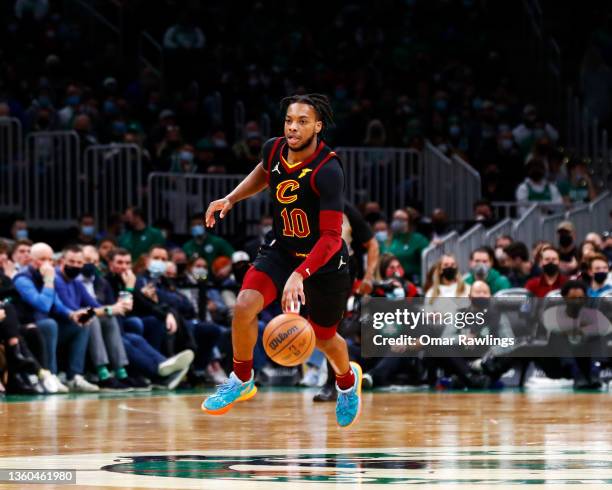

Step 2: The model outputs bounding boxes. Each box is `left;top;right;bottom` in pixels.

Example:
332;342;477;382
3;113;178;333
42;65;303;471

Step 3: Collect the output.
192;267;208;280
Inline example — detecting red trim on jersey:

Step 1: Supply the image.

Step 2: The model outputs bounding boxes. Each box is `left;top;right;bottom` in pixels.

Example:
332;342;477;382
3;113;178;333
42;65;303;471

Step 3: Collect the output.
265;138;283;184
295;210;343;278
279;140;325;174
309;152;337;196
309;317;338;340
240;266;278;309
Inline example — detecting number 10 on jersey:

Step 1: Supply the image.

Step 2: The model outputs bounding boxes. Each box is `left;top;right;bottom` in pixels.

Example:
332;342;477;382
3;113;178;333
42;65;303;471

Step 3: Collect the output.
280;208;311;238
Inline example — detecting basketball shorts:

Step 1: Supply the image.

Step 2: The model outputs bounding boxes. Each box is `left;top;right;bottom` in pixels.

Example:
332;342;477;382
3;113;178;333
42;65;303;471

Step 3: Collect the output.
243;239;352;338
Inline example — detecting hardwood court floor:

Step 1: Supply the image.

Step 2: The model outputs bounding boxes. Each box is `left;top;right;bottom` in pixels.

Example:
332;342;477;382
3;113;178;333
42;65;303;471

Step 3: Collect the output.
0;389;611;488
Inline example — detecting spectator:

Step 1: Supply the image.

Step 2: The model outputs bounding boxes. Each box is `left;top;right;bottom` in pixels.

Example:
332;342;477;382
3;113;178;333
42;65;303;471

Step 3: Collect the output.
54;245;132;391
525;246;568;297
585;232;604;251
10;239;32;276
516;159;563;215
182;214;235;264
169;144;197;174
10;216;29;241
426;254;470;300
13;243;97;392
512;105;559;158
380;208;429;285
463;199;495;231
587;254;612;297
97;237;117;273
557;157;598;205
244;215;273;261
374;254;419;298
104;247;195;389
75;213;99;246
429;208;450;243
232;121;263;174
373;220;389;245
362;201;384;226
163;13;205;50
556;221;579;276
464;247;511;294
118;206;165;260
504;241;534;287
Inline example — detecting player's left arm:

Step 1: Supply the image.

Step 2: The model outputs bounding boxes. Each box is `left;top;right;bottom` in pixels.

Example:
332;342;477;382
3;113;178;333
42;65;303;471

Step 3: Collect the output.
281;161;344;312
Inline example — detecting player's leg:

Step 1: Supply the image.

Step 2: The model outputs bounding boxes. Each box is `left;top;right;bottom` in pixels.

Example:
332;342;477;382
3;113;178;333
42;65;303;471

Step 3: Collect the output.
202;266;277;415
305;272;362;428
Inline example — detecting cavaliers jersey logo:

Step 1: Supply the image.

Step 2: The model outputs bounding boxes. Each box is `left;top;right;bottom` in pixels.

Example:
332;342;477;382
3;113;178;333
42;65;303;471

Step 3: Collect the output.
276;180;300;204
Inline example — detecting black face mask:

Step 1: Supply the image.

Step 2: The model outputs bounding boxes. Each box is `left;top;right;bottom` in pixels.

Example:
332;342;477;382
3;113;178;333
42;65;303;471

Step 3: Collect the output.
81;263;97;278
594;272;608;284
176;263;187;276
559;234;573;248
542;262;559;277
566;302;584;319
441;267;457;281
64;265;82;279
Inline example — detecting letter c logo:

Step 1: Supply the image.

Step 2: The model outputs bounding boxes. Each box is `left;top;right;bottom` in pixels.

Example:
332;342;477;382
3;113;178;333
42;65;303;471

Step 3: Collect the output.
276;180;300;204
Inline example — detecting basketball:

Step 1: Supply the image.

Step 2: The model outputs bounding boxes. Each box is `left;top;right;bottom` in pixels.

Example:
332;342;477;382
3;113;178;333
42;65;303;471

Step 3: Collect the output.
263;313;316;366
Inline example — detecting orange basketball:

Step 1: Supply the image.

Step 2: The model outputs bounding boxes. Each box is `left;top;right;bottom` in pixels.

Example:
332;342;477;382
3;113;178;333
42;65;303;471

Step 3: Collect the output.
263;313;316;367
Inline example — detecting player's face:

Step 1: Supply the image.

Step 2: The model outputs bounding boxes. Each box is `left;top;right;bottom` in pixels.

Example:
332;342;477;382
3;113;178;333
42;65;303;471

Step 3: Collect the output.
284;103;322;151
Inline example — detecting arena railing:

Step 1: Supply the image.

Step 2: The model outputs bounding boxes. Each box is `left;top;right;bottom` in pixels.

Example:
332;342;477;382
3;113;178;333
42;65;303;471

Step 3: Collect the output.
24;131;80;227
422;142;453;217
589;190;611;234
147;172;271;237
511;204;540;250
455;224;486;275
451;154;482;222
421;231;460;286
336;146;422;218
0;116;22;213
484;218;514;247
82;144;143;231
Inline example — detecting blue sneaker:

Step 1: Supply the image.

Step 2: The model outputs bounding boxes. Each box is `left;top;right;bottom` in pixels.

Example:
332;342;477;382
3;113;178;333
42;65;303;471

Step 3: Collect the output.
201;371;257;415
335;362;362;428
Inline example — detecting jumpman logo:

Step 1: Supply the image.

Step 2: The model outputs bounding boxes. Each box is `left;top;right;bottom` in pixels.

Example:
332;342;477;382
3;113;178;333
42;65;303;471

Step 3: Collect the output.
272;162;281;174
338;256;347;269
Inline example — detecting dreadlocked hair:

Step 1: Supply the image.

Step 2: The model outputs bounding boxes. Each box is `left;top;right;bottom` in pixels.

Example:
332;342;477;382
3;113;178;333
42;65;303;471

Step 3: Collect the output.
280;93;335;130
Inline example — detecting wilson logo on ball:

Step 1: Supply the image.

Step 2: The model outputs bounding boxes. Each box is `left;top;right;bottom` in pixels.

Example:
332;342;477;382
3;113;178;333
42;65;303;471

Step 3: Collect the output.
268;325;300;350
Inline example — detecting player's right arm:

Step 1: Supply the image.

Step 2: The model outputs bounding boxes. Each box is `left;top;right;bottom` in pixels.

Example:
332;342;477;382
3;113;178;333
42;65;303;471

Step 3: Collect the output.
205;161;268;227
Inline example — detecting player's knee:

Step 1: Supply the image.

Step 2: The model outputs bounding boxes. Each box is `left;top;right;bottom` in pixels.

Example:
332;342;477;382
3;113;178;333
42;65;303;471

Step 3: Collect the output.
233;291;264;323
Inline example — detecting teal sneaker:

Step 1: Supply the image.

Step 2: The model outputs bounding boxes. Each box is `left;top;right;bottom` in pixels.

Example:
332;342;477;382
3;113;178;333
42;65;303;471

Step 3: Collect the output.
335;361;363;428
201;371;257;415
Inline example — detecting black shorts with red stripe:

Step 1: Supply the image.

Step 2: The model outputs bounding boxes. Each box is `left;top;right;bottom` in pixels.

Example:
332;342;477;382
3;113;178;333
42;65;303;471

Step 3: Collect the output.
242;239;351;339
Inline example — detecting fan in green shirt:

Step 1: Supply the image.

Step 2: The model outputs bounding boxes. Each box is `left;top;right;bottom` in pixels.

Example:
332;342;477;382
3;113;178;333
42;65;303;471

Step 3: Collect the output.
379;209;429;284
182;215;234;264
118;207;165;260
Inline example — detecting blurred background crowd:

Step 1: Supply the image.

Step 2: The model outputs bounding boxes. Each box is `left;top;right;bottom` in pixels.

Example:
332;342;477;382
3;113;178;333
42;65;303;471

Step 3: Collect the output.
1;0;612;395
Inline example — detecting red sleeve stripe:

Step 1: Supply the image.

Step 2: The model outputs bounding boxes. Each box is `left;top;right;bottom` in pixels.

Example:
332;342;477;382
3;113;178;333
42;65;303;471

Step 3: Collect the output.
295;210;343;278
309;151;337;196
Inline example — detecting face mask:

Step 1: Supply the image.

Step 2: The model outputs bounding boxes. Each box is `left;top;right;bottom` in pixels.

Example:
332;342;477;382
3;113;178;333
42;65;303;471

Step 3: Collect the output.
472;263;489;279
594;272;608;284
390;219;408;234
148;259;167;278
192;267;208;280
471;297;488;310
441;267;457;281
542;262;559;276
566;302;584;319
176;263;187;276
375;230;388;242
64;265;82;279
191;225;205;238
15;229;28;240
559;234;573;248
81;225;95;237
179;151;194;162
390;287;405;299
81;263;97;278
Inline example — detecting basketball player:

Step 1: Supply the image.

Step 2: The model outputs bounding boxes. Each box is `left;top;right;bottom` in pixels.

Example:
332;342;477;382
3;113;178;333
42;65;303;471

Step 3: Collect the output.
201;94;362;428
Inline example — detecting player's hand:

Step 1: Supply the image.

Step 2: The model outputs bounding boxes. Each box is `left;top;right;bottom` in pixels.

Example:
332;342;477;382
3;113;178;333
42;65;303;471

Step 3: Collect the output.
205;197;233;228
282;271;306;313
